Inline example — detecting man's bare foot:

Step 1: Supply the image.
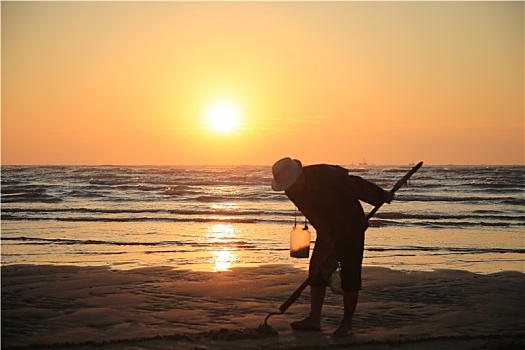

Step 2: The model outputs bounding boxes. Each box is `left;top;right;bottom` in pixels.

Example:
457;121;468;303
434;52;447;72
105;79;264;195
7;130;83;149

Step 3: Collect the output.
332;322;352;337
290;317;321;331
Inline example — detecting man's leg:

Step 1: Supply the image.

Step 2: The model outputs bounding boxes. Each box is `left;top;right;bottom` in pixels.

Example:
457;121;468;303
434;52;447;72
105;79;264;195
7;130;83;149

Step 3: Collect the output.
333;290;358;337
333;226;365;337
291;232;331;331
309;285;326;322
290;285;325;330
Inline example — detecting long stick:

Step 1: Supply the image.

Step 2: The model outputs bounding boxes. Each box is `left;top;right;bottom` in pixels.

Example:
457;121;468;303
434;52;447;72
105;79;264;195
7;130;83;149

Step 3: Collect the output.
263;161;423;326
367;161;423;219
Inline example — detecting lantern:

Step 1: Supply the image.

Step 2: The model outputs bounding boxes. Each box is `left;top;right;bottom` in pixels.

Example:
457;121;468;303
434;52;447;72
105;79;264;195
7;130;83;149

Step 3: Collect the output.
290;218;311;258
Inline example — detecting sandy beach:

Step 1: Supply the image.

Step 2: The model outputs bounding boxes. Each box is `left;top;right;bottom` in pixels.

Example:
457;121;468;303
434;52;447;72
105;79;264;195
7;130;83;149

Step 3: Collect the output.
1;264;523;349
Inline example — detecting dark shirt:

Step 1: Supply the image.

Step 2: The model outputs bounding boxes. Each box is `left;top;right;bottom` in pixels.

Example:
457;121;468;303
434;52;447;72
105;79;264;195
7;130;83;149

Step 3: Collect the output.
285;164;385;241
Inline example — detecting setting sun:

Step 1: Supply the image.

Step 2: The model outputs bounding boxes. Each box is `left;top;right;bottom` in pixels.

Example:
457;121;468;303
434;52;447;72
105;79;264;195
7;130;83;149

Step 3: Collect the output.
204;100;242;134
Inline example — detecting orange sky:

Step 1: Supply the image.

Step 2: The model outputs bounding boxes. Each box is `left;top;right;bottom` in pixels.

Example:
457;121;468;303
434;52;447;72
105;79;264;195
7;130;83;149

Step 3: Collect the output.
2;1;523;165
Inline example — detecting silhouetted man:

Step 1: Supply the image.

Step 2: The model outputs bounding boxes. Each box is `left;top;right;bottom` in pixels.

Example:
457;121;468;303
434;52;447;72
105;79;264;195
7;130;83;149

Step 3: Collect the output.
271;157;393;337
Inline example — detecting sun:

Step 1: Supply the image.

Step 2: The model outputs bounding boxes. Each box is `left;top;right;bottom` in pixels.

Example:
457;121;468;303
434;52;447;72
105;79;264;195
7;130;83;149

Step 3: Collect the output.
204;99;242;134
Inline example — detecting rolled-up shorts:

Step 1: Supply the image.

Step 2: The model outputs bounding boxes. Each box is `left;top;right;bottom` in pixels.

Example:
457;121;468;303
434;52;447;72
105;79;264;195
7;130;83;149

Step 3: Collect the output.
308;227;365;292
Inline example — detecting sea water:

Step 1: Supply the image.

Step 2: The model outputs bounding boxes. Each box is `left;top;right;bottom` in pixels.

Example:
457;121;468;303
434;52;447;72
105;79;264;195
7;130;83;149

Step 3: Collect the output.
1;165;523;273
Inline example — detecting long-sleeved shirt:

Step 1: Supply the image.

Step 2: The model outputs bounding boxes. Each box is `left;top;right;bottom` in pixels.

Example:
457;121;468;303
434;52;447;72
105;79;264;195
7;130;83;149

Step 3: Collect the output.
285;164;386;242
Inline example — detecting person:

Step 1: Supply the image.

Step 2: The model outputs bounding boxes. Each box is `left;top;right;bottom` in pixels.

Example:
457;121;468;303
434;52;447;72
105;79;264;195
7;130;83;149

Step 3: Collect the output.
271;157;394;337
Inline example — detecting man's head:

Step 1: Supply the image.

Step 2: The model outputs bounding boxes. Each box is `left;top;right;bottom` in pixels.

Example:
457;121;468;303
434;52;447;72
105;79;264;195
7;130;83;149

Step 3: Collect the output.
271;157;303;191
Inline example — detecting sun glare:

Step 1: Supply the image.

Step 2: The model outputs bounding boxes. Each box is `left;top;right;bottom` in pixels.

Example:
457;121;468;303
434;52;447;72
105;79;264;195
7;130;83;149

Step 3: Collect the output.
204;100;242;134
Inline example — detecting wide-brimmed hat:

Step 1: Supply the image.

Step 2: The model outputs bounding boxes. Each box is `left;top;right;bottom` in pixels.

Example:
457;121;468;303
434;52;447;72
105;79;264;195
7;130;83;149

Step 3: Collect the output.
271;157;303;191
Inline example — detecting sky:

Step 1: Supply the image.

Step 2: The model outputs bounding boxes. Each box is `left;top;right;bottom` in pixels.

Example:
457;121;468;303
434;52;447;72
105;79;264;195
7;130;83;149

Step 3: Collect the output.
2;1;523;166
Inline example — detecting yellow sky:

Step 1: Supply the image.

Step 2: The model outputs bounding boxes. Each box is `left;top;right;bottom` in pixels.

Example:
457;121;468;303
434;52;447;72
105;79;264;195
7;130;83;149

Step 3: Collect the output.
2;1;523;165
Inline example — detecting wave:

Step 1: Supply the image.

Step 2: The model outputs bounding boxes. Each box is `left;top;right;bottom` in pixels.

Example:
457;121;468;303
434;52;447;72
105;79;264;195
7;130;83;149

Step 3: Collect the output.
438;166;524;173
4;207;521;222
415;221;516;227
347;168;368;173
375;212;525;222
399;194;524;205
3;237;523;256
368;219;522;228
195;195;229;202
1;192;62;203
3;214;521;228
0;215;278;224
1;184;48;194
88;176;271;188
2;165;523;229
2;207;293;218
116;184;166;191
1;190;286;204
164;185;192;195
3;191;521;205
383;167;414;173
367;246;525;254
68;190;108;198
1;236;257;249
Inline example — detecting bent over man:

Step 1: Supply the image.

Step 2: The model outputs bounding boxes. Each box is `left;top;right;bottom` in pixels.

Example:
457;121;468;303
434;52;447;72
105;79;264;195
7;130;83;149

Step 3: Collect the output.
271;157;393;337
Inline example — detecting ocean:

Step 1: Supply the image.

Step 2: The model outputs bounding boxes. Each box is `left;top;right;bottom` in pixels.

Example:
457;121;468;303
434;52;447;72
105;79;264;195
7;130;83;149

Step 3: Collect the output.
1;165;523;274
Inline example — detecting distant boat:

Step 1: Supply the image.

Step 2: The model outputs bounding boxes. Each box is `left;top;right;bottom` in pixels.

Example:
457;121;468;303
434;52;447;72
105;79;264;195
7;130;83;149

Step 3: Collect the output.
359;159;368;166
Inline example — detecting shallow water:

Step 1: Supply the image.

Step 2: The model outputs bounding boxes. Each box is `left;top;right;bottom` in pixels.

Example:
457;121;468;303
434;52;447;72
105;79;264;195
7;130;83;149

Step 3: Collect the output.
2;165;523;273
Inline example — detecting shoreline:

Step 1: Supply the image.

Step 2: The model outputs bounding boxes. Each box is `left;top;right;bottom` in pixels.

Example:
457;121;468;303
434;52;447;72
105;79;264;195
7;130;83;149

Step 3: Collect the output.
2;264;524;349
3;222;523;276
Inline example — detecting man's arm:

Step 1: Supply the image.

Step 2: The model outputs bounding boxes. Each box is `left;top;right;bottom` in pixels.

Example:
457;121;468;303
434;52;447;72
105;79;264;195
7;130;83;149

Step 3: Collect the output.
384;191;394;203
345;175;391;206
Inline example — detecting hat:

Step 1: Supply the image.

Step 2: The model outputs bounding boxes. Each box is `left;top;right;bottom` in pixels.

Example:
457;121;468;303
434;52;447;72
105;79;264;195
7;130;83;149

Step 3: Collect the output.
271;157;303;191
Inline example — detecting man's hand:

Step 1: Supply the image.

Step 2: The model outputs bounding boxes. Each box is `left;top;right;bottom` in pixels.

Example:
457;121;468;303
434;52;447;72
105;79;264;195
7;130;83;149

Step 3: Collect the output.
384;191;394;204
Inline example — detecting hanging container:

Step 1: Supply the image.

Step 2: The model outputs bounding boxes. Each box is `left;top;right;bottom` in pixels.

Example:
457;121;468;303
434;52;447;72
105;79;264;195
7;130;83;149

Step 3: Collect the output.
328;266;344;295
290;224;310;258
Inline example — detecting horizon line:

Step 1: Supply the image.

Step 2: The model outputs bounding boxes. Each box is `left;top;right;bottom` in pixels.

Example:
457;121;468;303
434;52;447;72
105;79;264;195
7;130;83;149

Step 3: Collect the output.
2;163;524;167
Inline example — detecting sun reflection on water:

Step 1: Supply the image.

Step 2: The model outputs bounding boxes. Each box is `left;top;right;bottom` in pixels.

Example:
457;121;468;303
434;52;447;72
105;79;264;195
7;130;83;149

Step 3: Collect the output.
203;223;240;272
211;249;238;272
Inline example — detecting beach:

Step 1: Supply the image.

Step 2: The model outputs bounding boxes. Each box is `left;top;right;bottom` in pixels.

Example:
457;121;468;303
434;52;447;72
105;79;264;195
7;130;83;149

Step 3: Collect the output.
2;264;523;349
2;165;524;349
3;0;524;347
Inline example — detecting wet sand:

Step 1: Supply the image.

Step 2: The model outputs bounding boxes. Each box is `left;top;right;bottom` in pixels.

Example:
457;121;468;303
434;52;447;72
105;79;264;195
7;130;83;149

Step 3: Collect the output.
1;264;524;349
